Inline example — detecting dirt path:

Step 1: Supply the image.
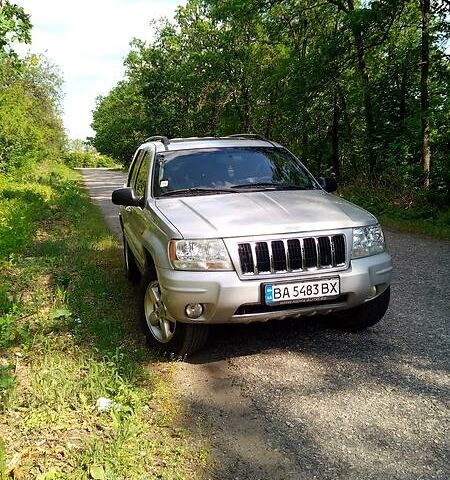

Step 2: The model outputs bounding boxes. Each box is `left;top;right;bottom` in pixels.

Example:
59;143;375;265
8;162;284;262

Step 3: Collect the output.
79;167;126;238
81;168;450;480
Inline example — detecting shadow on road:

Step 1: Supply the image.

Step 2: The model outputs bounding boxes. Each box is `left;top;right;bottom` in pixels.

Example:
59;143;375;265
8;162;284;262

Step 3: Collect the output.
181;310;448;480
188;312;448;400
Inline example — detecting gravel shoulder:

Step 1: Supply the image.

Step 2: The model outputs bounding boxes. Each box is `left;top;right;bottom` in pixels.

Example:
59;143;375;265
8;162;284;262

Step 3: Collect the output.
81;168;450;480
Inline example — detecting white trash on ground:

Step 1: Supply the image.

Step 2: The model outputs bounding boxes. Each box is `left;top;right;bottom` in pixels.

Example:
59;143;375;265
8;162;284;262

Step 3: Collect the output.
96;397;114;411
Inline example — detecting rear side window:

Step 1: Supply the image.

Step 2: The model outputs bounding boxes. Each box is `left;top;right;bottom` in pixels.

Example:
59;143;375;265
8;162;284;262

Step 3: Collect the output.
135;152;151;198
127;150;149;188
128;149;144;187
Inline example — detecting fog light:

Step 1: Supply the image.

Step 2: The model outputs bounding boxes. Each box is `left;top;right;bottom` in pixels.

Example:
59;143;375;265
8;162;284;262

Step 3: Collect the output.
368;286;377;298
185;303;203;319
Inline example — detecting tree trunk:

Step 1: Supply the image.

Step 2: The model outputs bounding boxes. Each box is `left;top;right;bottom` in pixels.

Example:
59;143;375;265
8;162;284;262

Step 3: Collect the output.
347;0;377;175
240;82;251;132
340;89;356;173
420;0;431;188
399;67;407;128
331;91;340;178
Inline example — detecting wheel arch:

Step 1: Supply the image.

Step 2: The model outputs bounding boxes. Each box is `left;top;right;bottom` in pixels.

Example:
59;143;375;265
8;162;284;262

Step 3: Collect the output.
144;248;157;278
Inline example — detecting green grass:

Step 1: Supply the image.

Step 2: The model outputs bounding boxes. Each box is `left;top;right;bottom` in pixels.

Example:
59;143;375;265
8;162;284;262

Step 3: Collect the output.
0;163;206;479
339;186;450;240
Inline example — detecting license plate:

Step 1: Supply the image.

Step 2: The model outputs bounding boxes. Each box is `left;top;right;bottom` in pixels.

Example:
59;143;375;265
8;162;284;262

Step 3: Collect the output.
264;278;340;305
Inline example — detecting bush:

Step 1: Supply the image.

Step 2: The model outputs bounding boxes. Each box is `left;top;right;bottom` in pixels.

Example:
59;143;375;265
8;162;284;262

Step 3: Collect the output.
64;150;121;168
0;56;65;176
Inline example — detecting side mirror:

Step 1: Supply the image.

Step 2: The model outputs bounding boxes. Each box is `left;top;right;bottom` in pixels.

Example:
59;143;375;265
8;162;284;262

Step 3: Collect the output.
112;187;144;207
317;176;337;193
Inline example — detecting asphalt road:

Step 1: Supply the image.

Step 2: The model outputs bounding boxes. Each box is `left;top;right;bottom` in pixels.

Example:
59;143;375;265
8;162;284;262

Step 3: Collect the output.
81;168;450;480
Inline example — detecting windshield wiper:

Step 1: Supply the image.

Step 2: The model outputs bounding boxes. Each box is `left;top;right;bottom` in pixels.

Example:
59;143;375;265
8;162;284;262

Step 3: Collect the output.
159;187;237;197
231;182;309;190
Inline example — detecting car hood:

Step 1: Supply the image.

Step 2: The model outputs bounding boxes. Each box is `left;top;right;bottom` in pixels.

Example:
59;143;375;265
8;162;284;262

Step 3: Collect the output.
155;190;377;239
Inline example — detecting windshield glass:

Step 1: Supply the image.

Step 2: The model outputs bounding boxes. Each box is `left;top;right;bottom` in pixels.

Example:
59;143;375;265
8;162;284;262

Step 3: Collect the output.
153;147;317;197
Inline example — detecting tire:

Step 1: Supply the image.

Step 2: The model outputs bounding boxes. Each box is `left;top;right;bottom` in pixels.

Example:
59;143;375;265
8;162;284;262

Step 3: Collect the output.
123;235;141;283
139;269;209;357
330;286;390;331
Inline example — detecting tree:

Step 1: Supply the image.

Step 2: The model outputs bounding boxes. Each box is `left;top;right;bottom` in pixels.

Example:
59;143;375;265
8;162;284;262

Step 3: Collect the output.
419;0;430;187
91;0;449;206
0;0;32;61
0;55;65;174
91;79;148;163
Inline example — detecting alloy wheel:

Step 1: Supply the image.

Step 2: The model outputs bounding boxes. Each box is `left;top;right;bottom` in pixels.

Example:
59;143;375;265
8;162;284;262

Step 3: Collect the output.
144;280;176;343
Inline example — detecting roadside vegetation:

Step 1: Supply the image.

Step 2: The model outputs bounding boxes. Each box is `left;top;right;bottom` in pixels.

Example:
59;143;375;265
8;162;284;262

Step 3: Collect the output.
92;0;449;239
64;140;122;169
0;4;205;478
339;185;450;239
0;164;205;479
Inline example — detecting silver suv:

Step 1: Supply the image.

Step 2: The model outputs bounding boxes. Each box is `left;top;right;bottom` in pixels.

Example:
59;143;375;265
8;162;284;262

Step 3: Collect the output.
112;135;393;356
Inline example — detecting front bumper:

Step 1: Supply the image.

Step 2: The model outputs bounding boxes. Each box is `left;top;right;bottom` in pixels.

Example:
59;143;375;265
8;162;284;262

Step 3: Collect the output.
158;252;393;324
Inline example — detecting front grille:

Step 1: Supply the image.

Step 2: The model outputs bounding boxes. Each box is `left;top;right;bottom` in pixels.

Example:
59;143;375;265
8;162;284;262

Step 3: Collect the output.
237;234;347;276
238;243;254;274
303;238;317;269
332;235;346;265
255;242;270;272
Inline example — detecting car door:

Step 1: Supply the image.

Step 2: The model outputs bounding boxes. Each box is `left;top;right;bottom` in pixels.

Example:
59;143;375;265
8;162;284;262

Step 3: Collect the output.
122;149;145;256
125;149;153;269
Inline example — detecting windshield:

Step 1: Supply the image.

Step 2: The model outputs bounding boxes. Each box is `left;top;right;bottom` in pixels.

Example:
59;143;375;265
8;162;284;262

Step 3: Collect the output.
153;147;317;197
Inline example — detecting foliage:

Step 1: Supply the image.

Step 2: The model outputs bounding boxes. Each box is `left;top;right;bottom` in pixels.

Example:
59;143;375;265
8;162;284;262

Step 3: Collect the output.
0;2;64;177
64;139;122;168
92;0;449;216
64;150;121;168
0;163;206;478
0;0;32;61
339;184;450;239
92;80;148;164
0;54;65;175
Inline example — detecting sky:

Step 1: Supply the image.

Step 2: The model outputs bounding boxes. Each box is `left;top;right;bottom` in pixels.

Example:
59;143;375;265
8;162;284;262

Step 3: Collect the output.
17;0;180;139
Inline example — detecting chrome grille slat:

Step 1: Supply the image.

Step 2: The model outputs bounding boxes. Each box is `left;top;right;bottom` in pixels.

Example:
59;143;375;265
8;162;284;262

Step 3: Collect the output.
283;239;290;272
329;235;336;266
300;238;306;270
237;234;347;276
268;242;274;272
314;237;320;268
250;242;258;274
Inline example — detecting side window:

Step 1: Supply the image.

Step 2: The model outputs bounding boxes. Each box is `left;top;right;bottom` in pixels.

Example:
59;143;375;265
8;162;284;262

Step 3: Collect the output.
135;152;151;198
128;149;144;187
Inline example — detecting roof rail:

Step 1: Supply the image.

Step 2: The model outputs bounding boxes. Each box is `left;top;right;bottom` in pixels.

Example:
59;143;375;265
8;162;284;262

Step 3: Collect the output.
226;133;267;141
144;134;277;149
169;136;217;143
145;135;170;150
226;133;277;147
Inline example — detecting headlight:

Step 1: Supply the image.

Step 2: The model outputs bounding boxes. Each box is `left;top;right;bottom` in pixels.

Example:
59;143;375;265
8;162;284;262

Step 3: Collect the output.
169;239;233;270
351;225;385;258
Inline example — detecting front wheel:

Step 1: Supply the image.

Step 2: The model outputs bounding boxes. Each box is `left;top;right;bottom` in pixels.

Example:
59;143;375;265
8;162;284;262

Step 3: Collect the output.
329;286;390;331
139;271;209;357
